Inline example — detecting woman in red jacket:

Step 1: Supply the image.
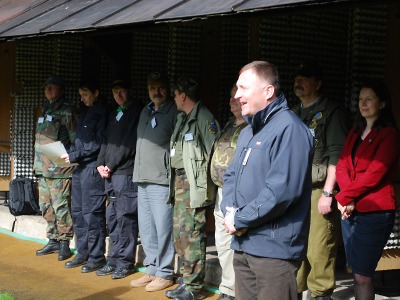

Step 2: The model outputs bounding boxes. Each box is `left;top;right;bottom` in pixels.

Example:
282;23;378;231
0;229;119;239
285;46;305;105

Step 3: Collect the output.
335;80;400;300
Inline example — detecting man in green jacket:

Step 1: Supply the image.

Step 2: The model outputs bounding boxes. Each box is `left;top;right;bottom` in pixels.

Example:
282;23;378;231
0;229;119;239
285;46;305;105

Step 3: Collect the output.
292;62;349;300
166;77;220;300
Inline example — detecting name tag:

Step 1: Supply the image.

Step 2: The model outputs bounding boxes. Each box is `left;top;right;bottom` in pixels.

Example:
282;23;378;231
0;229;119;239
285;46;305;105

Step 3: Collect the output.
170;148;176;157
242;148;252;166
116;111;123;121
151;117;157;128
184;133;194;141
46;115;53;122
38;117;44;124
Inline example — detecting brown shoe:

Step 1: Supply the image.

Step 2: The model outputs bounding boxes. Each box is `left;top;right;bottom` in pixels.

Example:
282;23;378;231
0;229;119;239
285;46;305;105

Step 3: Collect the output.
130;274;156;288
145;277;174;292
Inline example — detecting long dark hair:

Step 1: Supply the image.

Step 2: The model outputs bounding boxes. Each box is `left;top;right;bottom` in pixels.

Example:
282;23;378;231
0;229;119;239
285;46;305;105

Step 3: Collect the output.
354;79;397;132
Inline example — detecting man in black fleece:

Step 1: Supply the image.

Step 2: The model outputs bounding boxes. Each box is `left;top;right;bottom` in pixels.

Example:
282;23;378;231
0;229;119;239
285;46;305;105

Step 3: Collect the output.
96;79;143;279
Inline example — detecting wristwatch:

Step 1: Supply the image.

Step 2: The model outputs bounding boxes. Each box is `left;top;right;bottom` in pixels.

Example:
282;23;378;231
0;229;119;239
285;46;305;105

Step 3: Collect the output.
323;190;334;197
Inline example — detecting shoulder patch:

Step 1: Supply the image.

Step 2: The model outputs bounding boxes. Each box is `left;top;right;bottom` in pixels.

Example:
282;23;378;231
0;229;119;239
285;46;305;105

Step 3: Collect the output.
208;121;218;134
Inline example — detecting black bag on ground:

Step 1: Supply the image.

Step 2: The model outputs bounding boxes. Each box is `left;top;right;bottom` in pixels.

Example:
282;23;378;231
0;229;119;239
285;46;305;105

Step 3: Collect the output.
9;177;40;216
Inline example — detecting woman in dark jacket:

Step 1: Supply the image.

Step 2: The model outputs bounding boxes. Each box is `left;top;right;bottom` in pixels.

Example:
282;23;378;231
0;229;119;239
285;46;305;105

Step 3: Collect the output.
335;80;400;300
62;80;109;273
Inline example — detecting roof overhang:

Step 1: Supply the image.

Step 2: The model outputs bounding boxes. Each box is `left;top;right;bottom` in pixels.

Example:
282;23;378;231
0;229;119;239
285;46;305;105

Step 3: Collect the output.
0;0;374;40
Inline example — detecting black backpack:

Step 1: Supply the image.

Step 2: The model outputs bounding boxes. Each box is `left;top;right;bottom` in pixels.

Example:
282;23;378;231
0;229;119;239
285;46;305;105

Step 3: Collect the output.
9;177;40;216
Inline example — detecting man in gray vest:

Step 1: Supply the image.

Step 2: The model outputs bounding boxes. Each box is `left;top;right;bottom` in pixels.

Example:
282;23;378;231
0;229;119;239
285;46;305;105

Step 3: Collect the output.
131;72;178;291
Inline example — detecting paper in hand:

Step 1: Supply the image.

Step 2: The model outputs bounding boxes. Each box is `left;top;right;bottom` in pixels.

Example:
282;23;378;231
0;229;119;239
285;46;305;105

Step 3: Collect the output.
37;141;78;168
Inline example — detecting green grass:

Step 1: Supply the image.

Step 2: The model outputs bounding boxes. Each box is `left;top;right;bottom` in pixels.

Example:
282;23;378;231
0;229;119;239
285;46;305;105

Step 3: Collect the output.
0;292;14;300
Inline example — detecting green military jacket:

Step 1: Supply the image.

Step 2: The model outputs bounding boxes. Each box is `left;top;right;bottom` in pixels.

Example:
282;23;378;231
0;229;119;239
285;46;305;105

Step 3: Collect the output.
292;95;349;185
33;96;76;178
168;101;220;208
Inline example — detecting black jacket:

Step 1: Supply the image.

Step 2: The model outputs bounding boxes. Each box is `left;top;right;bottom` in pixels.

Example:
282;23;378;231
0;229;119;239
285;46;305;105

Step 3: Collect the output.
97;100;143;175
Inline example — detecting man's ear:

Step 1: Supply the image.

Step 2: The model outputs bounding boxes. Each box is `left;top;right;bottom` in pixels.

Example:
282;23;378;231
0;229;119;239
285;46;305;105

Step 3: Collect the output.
316;79;323;92
264;85;275;100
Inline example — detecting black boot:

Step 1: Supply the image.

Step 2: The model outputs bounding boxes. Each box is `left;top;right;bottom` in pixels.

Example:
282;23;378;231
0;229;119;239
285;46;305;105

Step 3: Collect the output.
58;240;72;261
36;239;60;256
165;283;187;299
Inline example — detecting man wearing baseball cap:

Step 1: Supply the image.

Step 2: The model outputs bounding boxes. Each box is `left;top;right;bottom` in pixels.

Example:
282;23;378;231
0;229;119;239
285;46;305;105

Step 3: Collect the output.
34;74;76;261
96;79;143;279
292;61;349;300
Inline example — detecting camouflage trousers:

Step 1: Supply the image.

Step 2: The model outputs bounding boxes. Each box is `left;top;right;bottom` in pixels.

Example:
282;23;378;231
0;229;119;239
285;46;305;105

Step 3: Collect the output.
173;173;207;292
38;177;73;240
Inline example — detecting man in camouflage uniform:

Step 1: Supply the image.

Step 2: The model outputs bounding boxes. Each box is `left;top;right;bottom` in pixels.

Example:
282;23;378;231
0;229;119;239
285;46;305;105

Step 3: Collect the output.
34;75;76;261
165;77;220;300
210;85;247;300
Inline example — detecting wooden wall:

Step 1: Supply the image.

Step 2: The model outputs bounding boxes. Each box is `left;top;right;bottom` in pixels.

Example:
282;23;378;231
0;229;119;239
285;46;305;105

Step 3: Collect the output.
0;42;15;191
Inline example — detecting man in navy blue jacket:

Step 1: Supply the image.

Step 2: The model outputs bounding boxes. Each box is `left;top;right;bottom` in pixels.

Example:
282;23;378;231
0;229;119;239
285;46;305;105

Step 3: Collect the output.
221;61;314;300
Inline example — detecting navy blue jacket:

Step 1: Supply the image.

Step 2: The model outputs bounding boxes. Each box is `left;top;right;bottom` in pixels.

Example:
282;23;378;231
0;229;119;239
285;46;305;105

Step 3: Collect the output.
221;93;314;261
69;99;109;167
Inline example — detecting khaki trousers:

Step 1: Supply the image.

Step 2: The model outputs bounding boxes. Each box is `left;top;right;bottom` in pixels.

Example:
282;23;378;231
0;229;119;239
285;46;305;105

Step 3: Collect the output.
296;188;340;297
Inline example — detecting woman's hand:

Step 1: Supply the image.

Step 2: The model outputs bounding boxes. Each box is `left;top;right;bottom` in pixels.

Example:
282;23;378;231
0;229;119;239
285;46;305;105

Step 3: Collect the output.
338;201;355;220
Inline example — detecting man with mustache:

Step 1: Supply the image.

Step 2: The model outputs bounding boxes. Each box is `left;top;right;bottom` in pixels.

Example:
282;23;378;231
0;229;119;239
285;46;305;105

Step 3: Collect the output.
292;61;349;300
131;72;178;292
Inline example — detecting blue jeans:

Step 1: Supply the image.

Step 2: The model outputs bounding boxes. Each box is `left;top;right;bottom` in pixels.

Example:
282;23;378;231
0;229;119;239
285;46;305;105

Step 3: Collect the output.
138;183;174;279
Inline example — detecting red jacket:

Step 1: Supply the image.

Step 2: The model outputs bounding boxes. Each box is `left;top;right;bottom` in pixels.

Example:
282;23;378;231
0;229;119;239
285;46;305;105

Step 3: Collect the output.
335;126;400;212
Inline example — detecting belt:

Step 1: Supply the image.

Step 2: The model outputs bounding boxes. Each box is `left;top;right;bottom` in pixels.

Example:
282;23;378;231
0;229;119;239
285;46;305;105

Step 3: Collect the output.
175;168;186;176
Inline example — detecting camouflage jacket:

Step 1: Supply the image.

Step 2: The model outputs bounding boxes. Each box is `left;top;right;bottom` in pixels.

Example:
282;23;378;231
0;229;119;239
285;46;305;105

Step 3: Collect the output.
33;96;76;178
210;117;247;187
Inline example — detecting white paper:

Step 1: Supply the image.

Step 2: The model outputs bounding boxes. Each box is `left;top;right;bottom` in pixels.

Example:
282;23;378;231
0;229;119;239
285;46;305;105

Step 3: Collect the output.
37;141;78;168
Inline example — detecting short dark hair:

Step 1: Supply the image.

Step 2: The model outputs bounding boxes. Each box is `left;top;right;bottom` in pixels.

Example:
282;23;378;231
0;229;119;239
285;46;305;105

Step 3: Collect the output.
354;79;397;132
239;61;281;96
171;77;199;101
78;80;100;94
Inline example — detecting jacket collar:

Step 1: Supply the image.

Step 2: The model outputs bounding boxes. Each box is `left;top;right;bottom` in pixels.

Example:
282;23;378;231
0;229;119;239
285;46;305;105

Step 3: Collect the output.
244;93;288;134
147;100;174;114
178;101;202;123
44;96;66;113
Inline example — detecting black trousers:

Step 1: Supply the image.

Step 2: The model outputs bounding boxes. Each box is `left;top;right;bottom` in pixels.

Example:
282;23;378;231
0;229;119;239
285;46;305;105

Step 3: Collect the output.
105;174;138;270
71;166;107;263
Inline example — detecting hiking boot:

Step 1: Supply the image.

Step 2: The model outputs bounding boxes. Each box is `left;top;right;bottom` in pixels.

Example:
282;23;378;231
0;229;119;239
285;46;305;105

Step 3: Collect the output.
130;274;156;287
96;264;116;276
111;267;135;279
36;239;60;256
165;283;186;299
81;260;106;273
145;277;174;292
173;288;206;300
58;240;72;261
